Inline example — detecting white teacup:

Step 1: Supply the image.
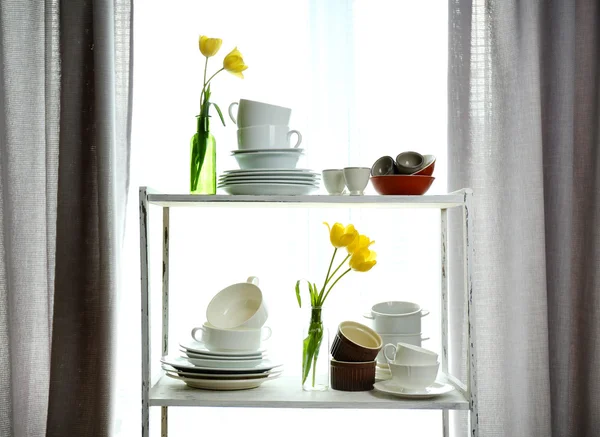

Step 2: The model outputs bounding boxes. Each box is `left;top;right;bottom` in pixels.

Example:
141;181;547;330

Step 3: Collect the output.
206;276;268;329
388;362;439;389
384;342;438;365
322;169;345;195
191;323;272;352
343;167;371;195
228;99;291;128
237;125;302;150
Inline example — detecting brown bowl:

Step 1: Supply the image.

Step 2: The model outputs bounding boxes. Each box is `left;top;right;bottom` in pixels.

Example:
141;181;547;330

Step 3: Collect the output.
370;175;435;195
331;359;376;391
411;155;436;176
331;321;382;362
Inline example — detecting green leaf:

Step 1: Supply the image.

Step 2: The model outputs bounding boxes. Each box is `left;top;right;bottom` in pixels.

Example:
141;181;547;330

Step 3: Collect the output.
302;320;324;385
313;282;319;306
295;280;302;308
212;102;226;127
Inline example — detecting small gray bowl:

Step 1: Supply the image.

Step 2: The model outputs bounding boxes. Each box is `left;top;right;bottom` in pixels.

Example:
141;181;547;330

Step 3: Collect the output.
395;151;424;174
371;156;398;176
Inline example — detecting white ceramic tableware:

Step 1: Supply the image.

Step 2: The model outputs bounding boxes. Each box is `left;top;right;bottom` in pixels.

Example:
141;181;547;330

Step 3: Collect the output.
206;276;268;330
383;342;438;365
219;180;318;187
162;364;282;379
373;380;453;398
232;148;304;154
191;323;272;352
364;301;430;334
387;361;440;389
237;125;302;150
166;371;282;390
343;167;371;195
180;339;266;357
228;99;291;128
179;348;268;361
223;168;316;175
322;169;345;195
233;151;302;170
375;333;430;365
184;355;264;369
219;175;317;183
220;183;317;196
161;355;283;374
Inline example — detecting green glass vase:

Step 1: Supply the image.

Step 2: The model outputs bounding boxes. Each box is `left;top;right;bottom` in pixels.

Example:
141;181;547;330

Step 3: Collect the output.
302;307;329;391
190;115;216;194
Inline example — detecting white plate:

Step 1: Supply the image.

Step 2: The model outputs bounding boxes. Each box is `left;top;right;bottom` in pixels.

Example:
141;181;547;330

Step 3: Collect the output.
162;364;282;379
221;183;317;196
184;356;264;369
161;355;283;374
180;339;266;357
223;168;317;174
219;180;319;187
231;148;304;154
220;174;319;181
373;380;454;399
179;348;268;361
166;371;282;390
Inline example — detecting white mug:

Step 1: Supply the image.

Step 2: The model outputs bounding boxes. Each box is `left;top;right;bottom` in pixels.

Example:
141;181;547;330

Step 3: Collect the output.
191;323;272;352
237;125;302;150
383;342;438;365
228;99;291;128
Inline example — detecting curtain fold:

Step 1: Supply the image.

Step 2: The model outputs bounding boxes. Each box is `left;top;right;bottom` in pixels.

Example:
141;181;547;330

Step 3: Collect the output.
449;0;600;436
0;0;132;435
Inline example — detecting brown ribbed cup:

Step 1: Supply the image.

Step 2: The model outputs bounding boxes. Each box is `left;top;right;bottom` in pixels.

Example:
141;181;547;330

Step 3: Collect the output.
331;322;382;362
330;359;376;391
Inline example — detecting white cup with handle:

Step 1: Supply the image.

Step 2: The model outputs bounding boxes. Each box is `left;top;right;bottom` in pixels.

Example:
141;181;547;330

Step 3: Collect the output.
237;125;302;150
383;342;438;365
228;99;291;128
191;323;272;352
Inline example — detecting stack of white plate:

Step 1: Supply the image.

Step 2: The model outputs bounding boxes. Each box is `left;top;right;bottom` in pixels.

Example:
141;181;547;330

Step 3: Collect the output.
160;339;283;390
218;168;320;195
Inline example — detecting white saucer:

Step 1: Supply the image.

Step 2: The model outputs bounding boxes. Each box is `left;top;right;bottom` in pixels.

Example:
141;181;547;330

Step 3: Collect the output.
162;364;282;380
221;183;317;196
180;339;266;357
166;371;282;390
231;148;304;154
161;355;283;374
223;168;317;174
180;348;268;361
373;380;454;399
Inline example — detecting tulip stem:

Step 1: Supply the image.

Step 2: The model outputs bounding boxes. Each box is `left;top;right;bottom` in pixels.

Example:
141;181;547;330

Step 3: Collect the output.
321;268;351;305
318;251;350;305
204;68;225;91
200;56;209;111
320;248;337;297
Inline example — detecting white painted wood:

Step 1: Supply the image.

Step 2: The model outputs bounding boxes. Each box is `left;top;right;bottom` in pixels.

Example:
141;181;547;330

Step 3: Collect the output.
148;375;470;410
146;193;467;209
161;208;170;437
440;208;449;437
463;189;478;437
139;187;151;437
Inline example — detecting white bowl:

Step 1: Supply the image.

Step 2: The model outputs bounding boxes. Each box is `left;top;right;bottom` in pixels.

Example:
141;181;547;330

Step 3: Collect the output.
206;277;268;329
365;301;430;334
384;342;439;365
233;151;302;170
191;323;272;352
388;362;439;389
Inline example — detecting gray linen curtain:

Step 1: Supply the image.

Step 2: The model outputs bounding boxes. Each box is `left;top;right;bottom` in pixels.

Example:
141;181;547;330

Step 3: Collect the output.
449;0;599;436
0;1;132;436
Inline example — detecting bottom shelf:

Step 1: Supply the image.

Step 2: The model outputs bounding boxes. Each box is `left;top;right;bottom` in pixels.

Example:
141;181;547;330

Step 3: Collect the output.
149;374;469;410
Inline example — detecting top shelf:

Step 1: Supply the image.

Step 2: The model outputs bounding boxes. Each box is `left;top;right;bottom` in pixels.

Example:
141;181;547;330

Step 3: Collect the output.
143;189;471;209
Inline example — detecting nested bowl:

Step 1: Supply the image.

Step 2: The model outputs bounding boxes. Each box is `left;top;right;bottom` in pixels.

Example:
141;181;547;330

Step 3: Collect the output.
370;175;434;195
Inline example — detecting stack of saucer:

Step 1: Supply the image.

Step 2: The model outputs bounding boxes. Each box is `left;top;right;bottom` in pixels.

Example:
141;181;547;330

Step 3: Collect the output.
219;169;320;195
161;277;283;390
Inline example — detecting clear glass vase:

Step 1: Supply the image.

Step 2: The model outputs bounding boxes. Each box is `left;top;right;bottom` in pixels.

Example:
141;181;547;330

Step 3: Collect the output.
302;307;329;391
190;115;216;194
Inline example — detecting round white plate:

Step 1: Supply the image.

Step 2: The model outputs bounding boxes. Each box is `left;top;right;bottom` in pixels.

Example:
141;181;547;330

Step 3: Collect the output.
180;339;266;357
373;381;454;399
166;371;282;390
220;174;319;181
221;183;317;196
223;168;316;174
179;348;268;361
231;148;304;154
218;180;318;187
184;356;263;369
161;355;283;374
162;365;283;380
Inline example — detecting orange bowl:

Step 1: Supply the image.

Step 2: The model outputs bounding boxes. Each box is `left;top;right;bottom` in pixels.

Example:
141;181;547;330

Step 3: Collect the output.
411;155;436;176
371;175;435;195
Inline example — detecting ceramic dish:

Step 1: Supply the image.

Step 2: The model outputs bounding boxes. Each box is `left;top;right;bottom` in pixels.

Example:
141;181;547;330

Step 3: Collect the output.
218;180;318;187
233;151;303;170
184;356;264;369
373;380;454;399
166;371;282;390
223;168;316;174
219;175;318;181
220;183;317;196
180;339;266;357
161;355;282;374
162;364;282;379
411;154;436;176
179;348;268;361
231;148;304;154
370;175;435;196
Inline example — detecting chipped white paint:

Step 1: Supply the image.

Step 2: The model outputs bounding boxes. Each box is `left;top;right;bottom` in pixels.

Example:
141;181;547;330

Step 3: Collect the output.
139;187;150;437
161;207;170;436
441;208;449;437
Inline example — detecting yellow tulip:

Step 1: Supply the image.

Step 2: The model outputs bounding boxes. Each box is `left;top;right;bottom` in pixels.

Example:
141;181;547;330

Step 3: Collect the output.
324;222;358;248
199;35;222;58
349;248;377;272
223;47;248;78
347;234;375;255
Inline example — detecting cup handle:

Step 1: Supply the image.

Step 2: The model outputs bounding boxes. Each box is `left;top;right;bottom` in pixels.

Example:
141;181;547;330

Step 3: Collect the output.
287;130;302;148
191;326;205;342
228;102;239;125
261;326;272;341
421;309;430;317
421;337;430;342
363;312;374;319
383;343;397;363
247;276;259;286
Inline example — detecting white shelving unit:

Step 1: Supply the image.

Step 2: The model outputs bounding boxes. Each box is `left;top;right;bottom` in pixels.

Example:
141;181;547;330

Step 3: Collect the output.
139;187;478;437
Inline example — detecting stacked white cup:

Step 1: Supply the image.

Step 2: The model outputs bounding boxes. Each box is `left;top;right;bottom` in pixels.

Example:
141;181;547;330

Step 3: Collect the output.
228;99;304;169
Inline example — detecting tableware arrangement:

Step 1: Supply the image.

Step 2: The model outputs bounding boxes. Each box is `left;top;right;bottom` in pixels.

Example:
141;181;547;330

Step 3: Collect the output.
162;276;283;390
219;98;319;195
370;152;436;195
295;222;378;391
321;167;371;195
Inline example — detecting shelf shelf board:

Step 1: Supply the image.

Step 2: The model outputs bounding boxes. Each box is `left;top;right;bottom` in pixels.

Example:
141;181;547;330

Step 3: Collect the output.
149;375;469;410
145;191;468;209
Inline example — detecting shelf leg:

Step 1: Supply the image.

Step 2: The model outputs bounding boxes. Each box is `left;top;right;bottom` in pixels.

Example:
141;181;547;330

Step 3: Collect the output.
162;207;170;356
463;190;478;437
139;187;150;437
161;406;168;437
441;208;449;437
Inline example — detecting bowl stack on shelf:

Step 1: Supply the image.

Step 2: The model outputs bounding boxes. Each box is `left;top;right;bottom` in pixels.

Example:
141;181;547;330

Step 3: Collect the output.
161;277;283;390
219;99;319;195
370;152;436;195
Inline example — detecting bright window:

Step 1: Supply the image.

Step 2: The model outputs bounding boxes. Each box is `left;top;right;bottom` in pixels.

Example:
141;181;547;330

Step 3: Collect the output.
117;1;448;435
